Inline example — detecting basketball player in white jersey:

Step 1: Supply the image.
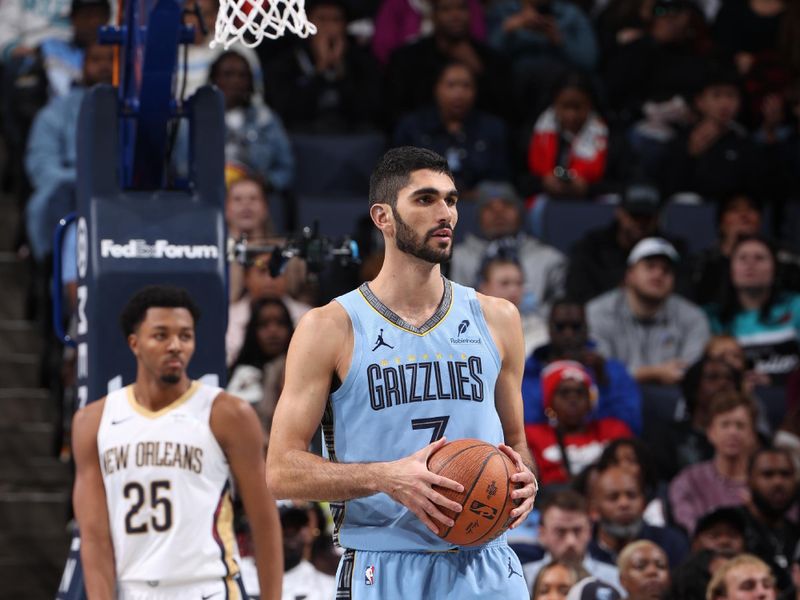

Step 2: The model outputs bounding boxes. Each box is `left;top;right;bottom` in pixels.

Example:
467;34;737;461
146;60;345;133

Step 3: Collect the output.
72;286;282;599
266;147;538;599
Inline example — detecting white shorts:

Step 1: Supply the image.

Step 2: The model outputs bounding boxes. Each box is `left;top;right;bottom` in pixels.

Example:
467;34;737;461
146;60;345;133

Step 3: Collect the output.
118;575;249;600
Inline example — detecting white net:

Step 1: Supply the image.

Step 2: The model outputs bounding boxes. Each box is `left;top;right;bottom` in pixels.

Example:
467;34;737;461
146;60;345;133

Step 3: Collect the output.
210;0;317;50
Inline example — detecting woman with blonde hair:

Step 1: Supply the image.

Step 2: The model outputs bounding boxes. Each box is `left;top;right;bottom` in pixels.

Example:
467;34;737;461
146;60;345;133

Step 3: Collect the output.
706;554;776;600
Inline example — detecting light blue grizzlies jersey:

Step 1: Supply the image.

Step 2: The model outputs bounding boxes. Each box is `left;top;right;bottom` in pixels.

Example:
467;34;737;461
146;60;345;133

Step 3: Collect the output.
323;277;505;552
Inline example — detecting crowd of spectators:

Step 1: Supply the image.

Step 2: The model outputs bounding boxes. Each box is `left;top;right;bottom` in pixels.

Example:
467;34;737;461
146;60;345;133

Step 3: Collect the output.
7;0;800;597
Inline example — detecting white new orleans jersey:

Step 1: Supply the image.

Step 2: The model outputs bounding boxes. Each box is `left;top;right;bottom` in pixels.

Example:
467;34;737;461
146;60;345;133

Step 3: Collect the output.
97;381;243;594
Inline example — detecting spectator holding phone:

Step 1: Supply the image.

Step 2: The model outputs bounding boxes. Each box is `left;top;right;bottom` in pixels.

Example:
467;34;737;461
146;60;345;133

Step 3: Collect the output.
526;71;608;200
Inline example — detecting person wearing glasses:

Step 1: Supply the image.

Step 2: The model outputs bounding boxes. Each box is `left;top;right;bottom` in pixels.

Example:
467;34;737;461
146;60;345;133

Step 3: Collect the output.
521;297;642;434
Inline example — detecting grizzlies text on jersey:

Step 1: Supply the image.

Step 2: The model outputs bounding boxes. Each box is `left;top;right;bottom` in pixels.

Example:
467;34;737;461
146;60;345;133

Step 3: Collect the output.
324;278;505;551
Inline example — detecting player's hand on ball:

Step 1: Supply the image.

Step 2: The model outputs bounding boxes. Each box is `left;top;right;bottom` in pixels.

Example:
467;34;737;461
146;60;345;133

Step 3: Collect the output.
498;444;538;529
383;437;464;534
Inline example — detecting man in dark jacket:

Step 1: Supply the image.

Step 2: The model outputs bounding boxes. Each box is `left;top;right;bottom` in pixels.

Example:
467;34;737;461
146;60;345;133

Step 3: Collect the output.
566;182;687;303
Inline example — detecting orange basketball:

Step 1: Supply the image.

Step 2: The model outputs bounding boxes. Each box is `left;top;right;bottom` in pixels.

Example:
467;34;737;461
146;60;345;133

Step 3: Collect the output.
427;438;521;547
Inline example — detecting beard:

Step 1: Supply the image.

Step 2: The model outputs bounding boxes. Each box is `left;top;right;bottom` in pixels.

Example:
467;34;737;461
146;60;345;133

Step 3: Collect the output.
392;206;452;264
160;373;181;385
600;517;643;541
630;285;668;309
751;487;795;520
283;537;305;571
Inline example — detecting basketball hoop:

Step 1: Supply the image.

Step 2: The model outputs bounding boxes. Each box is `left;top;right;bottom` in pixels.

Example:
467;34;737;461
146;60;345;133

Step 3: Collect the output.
211;0;317;49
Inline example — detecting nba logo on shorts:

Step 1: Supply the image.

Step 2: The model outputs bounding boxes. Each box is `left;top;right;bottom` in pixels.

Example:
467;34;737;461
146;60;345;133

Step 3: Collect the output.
364;565;375;585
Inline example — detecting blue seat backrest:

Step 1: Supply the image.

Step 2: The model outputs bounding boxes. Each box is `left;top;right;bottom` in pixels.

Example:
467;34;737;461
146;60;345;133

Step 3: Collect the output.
540;201;616;254
660;202;717;255
296;195;369;239
291;133;386;196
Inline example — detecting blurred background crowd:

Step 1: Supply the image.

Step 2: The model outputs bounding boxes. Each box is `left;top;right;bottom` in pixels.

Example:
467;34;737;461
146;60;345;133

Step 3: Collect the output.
5;0;800;597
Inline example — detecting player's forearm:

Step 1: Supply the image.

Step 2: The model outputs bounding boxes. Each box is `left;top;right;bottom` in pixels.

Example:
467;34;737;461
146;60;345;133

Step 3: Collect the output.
80;538;116;600
250;503;284;600
267;448;384;501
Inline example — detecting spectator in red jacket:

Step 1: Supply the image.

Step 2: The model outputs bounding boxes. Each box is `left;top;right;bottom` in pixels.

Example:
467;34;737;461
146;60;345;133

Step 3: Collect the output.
526;360;632;488
528;71;608;200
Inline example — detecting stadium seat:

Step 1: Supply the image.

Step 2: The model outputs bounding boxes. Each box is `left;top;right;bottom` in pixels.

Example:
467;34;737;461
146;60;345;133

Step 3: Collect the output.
296;195;369;239
640;383;682;434
290;133;386;196
538;200;617;254
753;385;787;432
454;200;480;243
660;201;717;255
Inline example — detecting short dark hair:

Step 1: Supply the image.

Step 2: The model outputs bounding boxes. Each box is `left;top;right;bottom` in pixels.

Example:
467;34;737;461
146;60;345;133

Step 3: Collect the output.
707;390;758;428
548;69;598;109
368;146;453;208
119;285;201;336
593;463;645;496
549;296;585;317
716;193;762;227
597;437;658;495
539;489;589;524
748;446;795;476
478;256;521;285
434;59;476;87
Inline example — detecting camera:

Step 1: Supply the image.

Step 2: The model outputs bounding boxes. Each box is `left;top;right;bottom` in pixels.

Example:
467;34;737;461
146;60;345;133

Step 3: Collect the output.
231;224;360;277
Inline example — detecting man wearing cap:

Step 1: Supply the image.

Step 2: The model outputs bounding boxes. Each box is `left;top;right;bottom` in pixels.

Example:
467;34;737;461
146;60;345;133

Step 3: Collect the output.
586;236;710;385
566;182;688;304
450;180;566;316
670;508;747;599
693;508;747;557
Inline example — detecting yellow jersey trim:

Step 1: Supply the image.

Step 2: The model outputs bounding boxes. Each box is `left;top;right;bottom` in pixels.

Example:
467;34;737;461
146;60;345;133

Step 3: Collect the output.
125;380;199;419
356;283;453;337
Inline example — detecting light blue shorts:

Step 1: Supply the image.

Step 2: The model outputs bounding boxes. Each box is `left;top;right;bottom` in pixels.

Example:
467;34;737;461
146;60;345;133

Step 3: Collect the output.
334;539;529;599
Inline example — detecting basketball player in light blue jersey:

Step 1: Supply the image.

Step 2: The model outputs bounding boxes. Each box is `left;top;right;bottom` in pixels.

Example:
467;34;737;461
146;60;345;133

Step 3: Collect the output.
72;286;283;599
267;147;538;599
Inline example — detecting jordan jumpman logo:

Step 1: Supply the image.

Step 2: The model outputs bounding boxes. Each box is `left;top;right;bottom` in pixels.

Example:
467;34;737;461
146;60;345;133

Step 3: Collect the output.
507;557;522;579
372;329;394;351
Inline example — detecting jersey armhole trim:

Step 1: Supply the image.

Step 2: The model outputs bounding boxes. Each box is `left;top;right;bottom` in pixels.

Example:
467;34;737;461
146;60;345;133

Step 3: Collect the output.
330;300;363;401
469;296;502;372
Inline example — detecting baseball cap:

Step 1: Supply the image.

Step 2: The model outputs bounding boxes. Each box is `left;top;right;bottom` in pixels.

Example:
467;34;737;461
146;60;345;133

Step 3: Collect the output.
621;183;661;216
475;181;522;210
627;237;679;266
566;577;622;600
694;507;746;539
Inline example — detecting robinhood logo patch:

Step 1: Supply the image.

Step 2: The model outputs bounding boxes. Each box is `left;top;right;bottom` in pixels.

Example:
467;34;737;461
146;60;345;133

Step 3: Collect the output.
451;319;481;344
100;239;219;260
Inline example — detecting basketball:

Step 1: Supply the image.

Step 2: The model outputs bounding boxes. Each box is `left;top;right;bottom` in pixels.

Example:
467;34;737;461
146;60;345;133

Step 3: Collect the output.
427;439;521;547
